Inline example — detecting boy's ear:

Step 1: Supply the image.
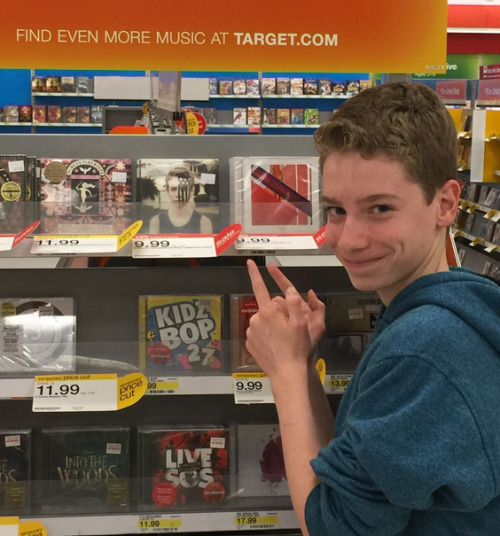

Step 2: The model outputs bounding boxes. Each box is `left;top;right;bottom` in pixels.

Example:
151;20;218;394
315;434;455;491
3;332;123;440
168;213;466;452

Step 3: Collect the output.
436;179;461;227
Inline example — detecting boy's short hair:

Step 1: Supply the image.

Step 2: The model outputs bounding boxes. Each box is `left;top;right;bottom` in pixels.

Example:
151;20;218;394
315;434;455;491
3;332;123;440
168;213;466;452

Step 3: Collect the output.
313;82;457;203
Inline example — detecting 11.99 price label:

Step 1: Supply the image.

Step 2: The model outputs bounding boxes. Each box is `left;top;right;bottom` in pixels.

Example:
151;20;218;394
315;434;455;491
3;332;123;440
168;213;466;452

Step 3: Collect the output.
232;373;274;404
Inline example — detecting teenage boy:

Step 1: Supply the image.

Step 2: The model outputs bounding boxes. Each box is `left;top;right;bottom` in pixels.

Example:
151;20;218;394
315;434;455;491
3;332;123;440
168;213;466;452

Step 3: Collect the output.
246;82;500;536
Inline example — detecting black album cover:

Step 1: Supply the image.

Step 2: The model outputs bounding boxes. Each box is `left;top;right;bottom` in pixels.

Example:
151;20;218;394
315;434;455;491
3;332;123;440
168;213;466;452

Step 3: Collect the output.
0;297;75;375
0;155;28;234
0;429;32;513
41;426;130;513
138;427;230;510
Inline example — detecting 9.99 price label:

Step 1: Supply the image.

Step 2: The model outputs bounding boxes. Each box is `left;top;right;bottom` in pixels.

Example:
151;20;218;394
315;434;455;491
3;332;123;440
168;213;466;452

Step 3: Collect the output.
132;234;217;258
232;373;274;404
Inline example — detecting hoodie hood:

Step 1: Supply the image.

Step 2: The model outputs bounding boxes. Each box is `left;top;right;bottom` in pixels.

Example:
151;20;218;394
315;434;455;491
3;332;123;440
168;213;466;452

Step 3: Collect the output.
375;267;500;356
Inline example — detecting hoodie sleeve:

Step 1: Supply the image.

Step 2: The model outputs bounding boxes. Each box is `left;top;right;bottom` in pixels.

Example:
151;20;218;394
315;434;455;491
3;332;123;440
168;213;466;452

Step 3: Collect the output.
305;353;496;536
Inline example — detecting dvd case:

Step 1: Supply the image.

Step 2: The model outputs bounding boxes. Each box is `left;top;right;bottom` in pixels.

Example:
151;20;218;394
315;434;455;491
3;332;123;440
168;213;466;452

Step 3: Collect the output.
40;158;132;234
137;426;230;510
236;424;289;498
137;158;220;234
139;294;224;373
319;292;382;373
0;429;32;513
41;426;130;513
229;156;321;234
0;297;76;374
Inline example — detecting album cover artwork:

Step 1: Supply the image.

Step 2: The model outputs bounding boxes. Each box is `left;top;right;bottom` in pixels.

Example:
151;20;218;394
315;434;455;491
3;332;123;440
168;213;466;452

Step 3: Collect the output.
318;79;333;95
60;76;75;93
233;79;247;95
231;294;261;372
138;294;224;373
247;107;261;126
333;82;346;95
76;106;90;123
47;105;61;123
90;106;103;123
41;426;130;513
137;426;230;510
263;108;277;125
233;107;247;125
291;108;304;125
304;108;319;126
33;105;47;124
0;429;32;513
0;297;75;375
45;76;61;93
76;76;91;93
40;158;132;234
346;80;361;96
4;106;19;123
318;292;381;373
246;78;260;95
0;154;28;234
261;78;276;96
229;156;321;234
276;77;291;95
218;79;233;95
18;105;32;123
31;77;46;93
208;77;218;95
290;77;304;96
62;106;77;123
137;158;220;234
236;424;289;498
303;78;318;95
492;223;500;246
202;107;217;125
277;108;290;125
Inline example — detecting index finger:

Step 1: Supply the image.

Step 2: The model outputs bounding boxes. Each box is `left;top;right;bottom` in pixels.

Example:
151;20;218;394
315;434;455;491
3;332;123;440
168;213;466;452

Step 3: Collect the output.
267;263;297;295
247;259;272;305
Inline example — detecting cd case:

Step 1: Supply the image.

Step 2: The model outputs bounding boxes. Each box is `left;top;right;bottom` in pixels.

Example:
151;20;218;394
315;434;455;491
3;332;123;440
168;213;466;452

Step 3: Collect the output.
41;426;130;513
229;156;321;234
0;429;32;513
137;158;220;234
0;298;76;375
139;294;224;373
137;426;230;510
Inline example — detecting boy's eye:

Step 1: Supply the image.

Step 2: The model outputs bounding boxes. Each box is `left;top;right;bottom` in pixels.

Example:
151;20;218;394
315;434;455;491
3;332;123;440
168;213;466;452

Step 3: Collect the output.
325;206;346;216
372;205;391;214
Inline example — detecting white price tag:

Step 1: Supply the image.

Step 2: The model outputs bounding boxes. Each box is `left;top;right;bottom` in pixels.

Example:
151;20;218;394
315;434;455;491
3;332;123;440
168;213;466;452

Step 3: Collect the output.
0;235;15;251
327;373;353;394
0;517;19;536
132;234;217;258
33;374;117;412
233;373;274;404
31;235;119;254
235;234;319;250
8;160;24;173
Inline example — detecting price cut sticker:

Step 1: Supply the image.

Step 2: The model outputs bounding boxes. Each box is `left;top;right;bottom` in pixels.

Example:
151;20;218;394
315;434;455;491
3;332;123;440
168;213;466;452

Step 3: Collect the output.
33;372;147;412
232;372;274;404
31;220;142;255
235;234;319;250
0;517;19;536
19;520;47;536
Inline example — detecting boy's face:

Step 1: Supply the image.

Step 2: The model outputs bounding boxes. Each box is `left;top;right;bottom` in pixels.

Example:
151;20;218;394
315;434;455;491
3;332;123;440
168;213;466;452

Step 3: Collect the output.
322;151;452;305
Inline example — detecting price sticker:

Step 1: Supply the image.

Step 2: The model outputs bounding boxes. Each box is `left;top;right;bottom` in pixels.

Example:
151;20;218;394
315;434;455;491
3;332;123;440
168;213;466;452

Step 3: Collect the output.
19;520;47;536
0;517;19;536
327;373;353;394
138;515;182;531
33;372;147;412
235;234;319;251
0;235;15;251
31;235;119;254
233;372;274;404
486;210;500;223
132;234;217;258
466;203;478;214
235;512;279;528
146;377;180;395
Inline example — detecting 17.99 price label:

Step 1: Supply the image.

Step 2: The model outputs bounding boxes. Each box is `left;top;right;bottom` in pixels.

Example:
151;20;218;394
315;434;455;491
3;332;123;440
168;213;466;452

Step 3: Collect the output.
232;373;274;404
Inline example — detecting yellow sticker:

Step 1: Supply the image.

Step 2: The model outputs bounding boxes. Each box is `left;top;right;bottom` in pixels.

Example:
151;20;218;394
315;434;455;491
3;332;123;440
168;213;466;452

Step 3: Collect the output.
19;520;47;536
0;517;19;525
117;372;148;409
232;372;268;380
138;518;182;530
117;220;143;251
315;358;326;386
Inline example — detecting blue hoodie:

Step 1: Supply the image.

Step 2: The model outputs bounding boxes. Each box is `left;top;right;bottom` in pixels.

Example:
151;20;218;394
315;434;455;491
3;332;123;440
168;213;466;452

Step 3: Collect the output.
305;268;500;536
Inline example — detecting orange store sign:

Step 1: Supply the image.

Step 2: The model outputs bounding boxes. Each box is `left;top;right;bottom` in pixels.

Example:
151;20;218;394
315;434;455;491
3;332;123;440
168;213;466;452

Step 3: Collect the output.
2;0;447;73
